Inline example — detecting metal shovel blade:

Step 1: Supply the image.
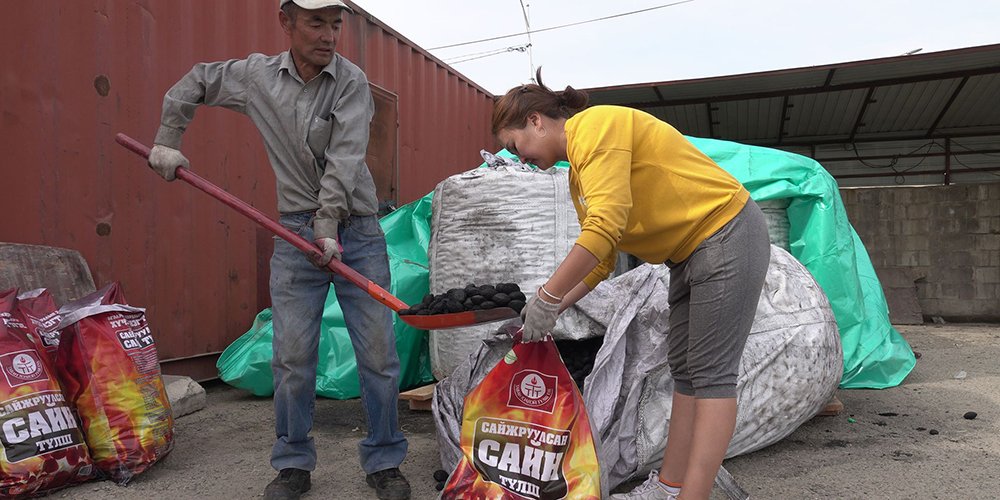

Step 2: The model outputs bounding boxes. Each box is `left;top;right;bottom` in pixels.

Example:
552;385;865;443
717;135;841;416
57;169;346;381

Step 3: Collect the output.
400;307;519;330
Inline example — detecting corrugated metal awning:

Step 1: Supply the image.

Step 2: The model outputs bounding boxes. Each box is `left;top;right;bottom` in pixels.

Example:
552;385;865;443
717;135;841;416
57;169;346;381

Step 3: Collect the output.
583;44;1000;147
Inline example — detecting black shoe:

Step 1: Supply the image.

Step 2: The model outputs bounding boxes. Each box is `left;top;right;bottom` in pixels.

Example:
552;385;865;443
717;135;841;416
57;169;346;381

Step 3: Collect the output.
264;468;311;500
365;468;411;500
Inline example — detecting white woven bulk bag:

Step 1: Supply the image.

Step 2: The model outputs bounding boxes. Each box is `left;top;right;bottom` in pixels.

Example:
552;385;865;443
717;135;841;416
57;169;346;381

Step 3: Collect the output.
428;165;607;380
629;245;842;479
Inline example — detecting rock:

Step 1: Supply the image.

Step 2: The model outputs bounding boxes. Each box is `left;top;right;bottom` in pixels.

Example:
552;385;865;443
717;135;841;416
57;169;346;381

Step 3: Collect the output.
963;411;977;420
929;429;939;435
433;469;448;482
163;375;207;418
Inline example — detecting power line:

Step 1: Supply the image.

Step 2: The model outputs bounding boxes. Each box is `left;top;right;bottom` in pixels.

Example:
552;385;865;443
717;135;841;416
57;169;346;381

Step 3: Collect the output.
428;0;696;51
446;44;532;65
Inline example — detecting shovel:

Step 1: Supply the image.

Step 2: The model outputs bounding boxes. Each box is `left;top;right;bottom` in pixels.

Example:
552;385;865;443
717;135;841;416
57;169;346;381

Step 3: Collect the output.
115;133;518;330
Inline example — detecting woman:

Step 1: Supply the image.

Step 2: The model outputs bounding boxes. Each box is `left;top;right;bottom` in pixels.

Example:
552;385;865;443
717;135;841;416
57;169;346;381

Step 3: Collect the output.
495;71;770;500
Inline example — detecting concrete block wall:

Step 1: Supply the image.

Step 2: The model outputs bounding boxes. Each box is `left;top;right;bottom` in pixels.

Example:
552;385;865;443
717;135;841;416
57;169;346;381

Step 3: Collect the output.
840;183;1000;322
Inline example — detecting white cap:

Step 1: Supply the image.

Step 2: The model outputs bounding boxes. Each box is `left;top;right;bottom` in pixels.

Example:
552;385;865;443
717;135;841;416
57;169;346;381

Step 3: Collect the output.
279;0;353;14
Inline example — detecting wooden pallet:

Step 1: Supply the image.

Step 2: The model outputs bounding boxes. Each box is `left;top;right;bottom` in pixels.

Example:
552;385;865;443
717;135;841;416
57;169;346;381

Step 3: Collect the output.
399;383;436;411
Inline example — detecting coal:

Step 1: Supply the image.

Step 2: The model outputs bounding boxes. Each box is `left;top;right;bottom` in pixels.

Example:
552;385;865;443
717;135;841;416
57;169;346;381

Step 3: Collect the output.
435;481;445;491
963;411;977;420
433;469;448;482
398;282;524;316
554;337;604;390
929;429;939;435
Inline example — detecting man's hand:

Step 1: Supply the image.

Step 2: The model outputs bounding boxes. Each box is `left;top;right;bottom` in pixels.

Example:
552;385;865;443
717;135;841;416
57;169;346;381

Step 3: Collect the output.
147;145;190;181
309;237;342;268
520;292;560;342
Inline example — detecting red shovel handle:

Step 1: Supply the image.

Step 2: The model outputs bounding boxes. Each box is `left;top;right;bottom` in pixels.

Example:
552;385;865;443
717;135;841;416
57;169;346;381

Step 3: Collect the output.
116;133;408;312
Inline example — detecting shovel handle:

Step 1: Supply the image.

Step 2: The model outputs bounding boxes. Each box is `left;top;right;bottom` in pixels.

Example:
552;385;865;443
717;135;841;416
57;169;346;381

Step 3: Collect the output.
115;133;408;312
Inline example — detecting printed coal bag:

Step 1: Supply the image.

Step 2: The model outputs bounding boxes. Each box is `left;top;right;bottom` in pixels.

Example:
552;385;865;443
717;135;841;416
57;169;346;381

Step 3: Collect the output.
0;289;93;498
54;282;173;485
15;289;61;362
441;334;601;500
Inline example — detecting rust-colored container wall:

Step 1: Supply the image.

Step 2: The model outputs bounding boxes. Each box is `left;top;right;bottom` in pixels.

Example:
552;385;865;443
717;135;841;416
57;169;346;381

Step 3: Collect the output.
0;1;495;379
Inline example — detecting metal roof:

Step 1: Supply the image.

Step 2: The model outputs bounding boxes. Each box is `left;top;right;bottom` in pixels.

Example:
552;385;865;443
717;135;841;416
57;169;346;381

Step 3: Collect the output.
583;44;1000;147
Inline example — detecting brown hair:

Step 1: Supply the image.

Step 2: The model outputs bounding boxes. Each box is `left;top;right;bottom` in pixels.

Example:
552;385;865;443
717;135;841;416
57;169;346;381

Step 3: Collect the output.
491;68;589;135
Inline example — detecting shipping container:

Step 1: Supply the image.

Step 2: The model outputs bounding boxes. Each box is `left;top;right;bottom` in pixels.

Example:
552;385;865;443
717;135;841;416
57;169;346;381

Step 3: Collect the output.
0;0;496;379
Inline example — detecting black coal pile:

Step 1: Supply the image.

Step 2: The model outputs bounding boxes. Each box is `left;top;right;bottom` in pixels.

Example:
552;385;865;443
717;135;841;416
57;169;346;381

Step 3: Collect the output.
398;283;526;316
555;336;604;391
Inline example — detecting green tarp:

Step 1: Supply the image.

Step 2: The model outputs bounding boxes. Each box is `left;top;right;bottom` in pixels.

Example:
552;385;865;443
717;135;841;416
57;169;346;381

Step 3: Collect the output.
217;138;914;396
216;196;436;399
687;137;915;388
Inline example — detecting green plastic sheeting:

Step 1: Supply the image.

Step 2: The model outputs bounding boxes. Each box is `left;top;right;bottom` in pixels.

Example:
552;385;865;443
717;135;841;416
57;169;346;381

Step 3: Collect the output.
686;137;915;388
216;197;436;399
218;135;914;396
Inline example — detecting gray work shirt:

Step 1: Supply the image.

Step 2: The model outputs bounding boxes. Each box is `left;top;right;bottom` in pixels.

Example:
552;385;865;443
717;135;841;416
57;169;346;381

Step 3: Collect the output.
154;51;378;240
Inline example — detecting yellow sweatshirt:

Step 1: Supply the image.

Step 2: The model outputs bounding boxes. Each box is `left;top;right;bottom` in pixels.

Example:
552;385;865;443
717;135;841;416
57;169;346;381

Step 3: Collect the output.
565;105;750;289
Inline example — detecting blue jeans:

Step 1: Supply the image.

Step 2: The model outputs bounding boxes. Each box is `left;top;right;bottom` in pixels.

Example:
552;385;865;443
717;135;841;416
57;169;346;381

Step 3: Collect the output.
269;212;407;474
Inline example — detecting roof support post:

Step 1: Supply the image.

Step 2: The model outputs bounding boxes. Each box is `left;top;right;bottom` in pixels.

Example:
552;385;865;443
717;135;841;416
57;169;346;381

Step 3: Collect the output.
944;138;952;185
777;95;791;145
926;76;969;138
849;87;877;142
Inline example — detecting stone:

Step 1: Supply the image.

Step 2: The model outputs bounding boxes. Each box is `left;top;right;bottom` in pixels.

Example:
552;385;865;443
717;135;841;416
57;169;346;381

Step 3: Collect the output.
163;375;207;418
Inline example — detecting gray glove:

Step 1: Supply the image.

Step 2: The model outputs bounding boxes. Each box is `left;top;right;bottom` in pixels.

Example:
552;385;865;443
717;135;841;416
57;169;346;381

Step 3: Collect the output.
147;144;189;181
309;237;342;268
520;294;560;342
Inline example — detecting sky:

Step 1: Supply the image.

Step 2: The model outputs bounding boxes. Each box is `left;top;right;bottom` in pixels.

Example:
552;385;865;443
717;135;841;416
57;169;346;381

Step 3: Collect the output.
352;0;1000;95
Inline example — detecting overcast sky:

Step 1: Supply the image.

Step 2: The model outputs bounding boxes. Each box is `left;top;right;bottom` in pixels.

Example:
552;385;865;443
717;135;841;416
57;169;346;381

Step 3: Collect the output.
352;0;1000;95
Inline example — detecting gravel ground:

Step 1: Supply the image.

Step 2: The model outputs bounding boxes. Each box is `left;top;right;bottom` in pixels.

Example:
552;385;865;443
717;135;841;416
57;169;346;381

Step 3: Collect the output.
49;323;998;499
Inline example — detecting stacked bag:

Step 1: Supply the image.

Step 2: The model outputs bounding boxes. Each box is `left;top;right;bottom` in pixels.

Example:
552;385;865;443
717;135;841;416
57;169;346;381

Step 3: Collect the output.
0;289;92;497
0;283;173;496
428;158;613;380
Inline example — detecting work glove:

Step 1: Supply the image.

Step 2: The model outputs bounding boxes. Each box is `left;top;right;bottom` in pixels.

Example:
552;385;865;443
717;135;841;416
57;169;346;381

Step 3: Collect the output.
520;293;560;343
309;237;341;268
147;145;189;182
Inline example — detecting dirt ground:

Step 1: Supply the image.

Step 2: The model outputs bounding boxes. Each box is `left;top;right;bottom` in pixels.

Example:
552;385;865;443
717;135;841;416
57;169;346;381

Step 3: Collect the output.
55;323;998;500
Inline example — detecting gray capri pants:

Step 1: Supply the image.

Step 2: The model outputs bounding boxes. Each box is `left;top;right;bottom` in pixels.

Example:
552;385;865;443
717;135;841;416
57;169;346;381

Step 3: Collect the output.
666;199;770;398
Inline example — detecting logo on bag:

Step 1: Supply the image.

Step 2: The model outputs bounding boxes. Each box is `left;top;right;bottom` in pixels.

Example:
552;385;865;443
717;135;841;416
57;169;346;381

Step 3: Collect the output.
0;350;47;387
509;370;557;413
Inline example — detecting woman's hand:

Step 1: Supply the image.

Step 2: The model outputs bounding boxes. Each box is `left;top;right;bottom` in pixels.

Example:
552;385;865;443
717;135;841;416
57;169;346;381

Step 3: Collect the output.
520;291;561;342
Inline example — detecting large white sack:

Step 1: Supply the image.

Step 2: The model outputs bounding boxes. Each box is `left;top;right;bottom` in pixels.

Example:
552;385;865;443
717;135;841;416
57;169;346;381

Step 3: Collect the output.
433;245;842;489
427;165;606;380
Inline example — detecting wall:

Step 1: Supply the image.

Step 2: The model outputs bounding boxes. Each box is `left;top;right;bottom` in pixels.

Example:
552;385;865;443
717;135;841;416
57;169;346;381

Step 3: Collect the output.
840;183;1000;322
0;1;495;379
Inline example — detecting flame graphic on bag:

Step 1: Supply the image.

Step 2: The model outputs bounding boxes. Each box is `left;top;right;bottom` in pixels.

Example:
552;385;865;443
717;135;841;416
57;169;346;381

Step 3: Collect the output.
442;334;600;500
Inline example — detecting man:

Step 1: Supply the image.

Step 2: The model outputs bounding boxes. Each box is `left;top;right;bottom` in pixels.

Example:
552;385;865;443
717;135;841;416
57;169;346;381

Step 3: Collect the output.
147;1;410;499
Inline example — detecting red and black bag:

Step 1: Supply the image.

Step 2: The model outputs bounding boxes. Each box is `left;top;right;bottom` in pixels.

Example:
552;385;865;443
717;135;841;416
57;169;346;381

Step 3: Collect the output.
55;282;173;485
441;332;601;499
15;289;61;362
0;289;93;498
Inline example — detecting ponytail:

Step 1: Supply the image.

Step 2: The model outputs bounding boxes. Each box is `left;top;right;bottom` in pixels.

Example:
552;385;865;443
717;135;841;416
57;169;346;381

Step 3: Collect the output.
492;67;589;135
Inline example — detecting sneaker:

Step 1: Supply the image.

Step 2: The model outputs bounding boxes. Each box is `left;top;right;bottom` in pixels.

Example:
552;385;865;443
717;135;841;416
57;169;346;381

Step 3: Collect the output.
609;470;678;499
365;467;412;500
264;468;311;500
